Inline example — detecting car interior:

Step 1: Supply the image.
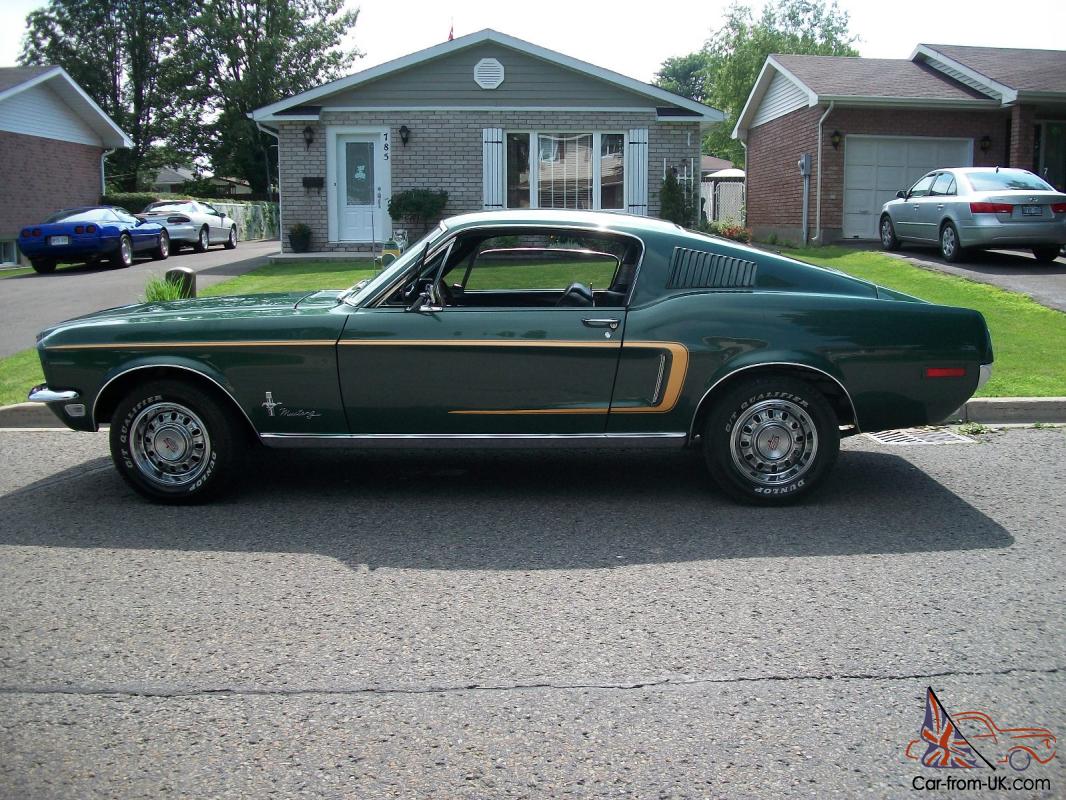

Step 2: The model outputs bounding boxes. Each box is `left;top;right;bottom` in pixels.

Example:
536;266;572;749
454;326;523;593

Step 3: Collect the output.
383;228;642;310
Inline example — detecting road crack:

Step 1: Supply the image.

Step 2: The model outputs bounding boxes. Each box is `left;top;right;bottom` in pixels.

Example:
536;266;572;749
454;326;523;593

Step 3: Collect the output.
0;665;1060;699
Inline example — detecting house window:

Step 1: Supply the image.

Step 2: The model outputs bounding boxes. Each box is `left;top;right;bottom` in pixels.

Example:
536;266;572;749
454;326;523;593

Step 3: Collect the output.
505;131;625;211
0;240;18;265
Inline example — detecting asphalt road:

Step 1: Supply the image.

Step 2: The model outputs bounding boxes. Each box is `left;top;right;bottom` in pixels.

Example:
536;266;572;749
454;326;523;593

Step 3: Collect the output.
0;239;279;357
0;427;1063;797
883;246;1066;313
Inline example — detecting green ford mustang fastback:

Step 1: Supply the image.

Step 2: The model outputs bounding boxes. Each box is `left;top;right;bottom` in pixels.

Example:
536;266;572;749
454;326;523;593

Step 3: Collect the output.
29;210;993;505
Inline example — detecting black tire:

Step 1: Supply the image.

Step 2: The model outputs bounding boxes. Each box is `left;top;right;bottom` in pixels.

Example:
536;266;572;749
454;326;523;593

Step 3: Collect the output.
879;215;900;251
30;259;56;274
703;376;840;505
109;379;245;504
110;233;134;268
224;226;237;250
939;222;964;263
1033;246;1060;264
193;225;209;252
152;230;170;260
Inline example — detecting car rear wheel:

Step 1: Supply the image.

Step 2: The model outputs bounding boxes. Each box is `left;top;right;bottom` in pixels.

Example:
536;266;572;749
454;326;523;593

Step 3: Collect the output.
30;259;56;274
193;226;209;252
1008;749;1032;771
939;222;964;262
879;215;900;251
152;230;170;260
1033;246;1060;264
110;234;134;268
703;376;839;505
109;379;245;504
224;226;237;250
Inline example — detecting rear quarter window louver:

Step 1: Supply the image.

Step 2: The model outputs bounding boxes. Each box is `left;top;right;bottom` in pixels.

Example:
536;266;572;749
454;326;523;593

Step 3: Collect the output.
666;247;757;290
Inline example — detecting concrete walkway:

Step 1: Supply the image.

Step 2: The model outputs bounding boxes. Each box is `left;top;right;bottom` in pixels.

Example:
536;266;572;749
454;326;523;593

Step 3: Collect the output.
0;239;279;357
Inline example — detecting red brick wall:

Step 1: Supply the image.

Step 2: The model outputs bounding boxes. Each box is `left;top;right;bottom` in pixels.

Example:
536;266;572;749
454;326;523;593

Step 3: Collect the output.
746;105;1010;241
0;131;104;240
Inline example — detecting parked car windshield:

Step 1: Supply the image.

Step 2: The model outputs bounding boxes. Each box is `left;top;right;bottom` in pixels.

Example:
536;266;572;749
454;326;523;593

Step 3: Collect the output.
45;208;107;223
343;223;449;306
965;171;1053;192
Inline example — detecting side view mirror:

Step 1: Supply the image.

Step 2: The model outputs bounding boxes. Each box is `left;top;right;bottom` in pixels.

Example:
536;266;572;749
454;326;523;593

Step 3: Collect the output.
406;290;442;313
896;190;907;199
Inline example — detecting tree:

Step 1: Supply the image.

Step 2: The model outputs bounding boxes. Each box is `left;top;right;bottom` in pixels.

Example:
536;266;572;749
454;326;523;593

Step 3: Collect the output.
656;0;858;166
172;0;361;196
20;0;192;190
654;52;712;105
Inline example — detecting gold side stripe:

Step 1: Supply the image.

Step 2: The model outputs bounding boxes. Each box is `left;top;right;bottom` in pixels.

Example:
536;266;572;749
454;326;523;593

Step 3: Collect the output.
340;339;620;349
451;407;609;415
46;340;336;350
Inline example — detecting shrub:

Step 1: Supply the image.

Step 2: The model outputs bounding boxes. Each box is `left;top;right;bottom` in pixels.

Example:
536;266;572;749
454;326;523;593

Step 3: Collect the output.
387;190;448;233
658;172;697;226
288;222;312;253
700;220;752;244
141;275;187;303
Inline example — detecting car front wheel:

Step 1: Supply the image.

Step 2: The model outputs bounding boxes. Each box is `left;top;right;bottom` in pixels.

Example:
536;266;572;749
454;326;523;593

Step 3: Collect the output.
1033;246;1060;264
703;376;839;505
879;215;900;250
109;379;245;504
939;222;963;262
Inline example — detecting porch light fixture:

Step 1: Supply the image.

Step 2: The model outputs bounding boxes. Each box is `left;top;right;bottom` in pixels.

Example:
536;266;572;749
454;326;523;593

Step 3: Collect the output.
302;125;315;149
979;135;992;153
830;130;842;150
399;125;411;146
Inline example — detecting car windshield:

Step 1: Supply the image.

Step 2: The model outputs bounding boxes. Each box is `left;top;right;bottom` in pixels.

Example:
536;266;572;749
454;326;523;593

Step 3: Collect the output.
342;223;450;306
45;208;104;223
965;171;1053;192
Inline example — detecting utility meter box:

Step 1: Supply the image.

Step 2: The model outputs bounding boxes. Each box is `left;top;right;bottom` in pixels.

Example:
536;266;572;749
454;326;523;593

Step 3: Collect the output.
797;153;812;177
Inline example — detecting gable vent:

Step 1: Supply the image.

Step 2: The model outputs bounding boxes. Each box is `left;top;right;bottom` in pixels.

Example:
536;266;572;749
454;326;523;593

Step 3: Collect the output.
666;247;757;290
474;58;505;89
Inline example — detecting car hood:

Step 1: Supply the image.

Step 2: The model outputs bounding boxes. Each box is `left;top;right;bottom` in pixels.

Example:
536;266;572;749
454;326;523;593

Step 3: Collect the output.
37;291;324;341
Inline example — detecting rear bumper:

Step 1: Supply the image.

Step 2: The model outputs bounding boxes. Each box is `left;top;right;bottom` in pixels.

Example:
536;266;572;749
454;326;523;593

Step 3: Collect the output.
959;219;1066;248
17;236;119;260
977;363;992;391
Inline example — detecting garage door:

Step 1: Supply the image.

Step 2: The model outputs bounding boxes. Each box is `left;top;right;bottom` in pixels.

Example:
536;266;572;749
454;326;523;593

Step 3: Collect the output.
843;136;972;239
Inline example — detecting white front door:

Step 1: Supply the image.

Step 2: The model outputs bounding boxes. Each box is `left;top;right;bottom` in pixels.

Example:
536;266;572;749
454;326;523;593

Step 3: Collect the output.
336;133;389;242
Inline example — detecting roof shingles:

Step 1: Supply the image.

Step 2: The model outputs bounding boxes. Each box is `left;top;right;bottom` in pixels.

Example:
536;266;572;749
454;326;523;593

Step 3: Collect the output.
0;65;56;95
772;54;990;101
921;44;1066;94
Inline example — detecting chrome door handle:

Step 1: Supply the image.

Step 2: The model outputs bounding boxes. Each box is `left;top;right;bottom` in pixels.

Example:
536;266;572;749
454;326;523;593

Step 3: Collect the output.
582;318;620;330
937;204;945;210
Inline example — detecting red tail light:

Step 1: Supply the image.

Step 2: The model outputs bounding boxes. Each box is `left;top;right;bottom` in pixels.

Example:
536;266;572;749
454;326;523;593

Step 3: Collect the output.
926;367;966;378
86;224;97;233
970;202;1013;214
1051;202;1066;214
75;225;84;234
31;228;41;237
21;229;30;237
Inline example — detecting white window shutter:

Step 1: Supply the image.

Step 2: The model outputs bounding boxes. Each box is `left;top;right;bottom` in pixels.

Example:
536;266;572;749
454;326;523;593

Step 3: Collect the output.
626;128;649;216
482;128;505;210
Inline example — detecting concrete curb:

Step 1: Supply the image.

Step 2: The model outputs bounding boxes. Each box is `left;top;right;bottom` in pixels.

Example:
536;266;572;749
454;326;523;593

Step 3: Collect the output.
3;398;1066;430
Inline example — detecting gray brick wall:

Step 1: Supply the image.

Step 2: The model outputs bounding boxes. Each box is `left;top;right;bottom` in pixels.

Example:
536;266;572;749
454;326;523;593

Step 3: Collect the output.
277;112;700;253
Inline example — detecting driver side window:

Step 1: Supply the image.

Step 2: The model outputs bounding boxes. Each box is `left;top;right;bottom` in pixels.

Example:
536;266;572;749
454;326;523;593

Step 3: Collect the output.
908;174;936;198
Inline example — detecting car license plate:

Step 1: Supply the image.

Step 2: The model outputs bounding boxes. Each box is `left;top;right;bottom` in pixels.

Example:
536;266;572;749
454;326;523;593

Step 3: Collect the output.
50;235;69;245
1021;205;1043;216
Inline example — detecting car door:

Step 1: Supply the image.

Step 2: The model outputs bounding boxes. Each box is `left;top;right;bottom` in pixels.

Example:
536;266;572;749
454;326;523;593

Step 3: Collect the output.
915;172;956;242
200;202;226;241
894;173;936;240
112;207;155;252
336;228;629;436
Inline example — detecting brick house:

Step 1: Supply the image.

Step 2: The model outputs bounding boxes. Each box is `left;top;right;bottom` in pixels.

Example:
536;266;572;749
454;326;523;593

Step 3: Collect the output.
733;45;1066;243
250;29;722;253
0;66;131;265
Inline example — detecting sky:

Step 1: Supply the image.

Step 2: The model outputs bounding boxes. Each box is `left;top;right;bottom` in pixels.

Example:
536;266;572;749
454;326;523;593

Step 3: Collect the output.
1;0;1063;83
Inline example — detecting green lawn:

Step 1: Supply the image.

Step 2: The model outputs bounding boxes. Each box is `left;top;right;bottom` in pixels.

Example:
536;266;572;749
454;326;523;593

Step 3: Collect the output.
0;262;84;280
782;246;1066;397
2;248;1064;407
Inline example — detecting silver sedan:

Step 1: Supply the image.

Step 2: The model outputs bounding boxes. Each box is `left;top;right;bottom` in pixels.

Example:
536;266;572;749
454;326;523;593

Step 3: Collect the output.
138;200;238;253
879;168;1066;263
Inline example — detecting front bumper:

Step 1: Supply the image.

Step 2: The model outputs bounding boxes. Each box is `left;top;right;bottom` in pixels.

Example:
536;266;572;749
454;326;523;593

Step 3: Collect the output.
28;383;86;426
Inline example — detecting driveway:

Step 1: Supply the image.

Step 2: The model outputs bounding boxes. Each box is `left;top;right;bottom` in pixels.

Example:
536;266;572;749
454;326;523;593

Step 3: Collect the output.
882;245;1066;312
0;239;279;357
0;428;1063;797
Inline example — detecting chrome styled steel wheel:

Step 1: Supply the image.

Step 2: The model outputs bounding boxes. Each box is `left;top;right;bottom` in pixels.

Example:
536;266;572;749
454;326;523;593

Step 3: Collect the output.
129;401;211;489
109;379;244;503
940;223;960;262
729;398;819;487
